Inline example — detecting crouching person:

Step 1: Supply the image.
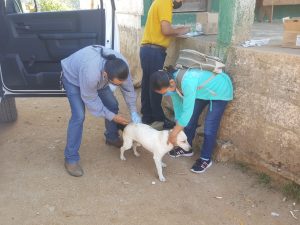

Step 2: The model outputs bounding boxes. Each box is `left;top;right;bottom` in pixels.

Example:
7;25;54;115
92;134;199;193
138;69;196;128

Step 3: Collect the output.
151;66;233;173
61;45;141;177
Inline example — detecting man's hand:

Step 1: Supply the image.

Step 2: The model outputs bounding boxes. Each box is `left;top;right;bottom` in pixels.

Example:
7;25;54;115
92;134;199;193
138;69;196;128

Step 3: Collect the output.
161;21;190;36
113;114;130;125
168;131;178;146
167;124;184;145
176;26;190;35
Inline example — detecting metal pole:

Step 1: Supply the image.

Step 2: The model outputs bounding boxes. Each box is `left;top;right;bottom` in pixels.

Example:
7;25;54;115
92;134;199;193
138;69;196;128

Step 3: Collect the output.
111;0;116;49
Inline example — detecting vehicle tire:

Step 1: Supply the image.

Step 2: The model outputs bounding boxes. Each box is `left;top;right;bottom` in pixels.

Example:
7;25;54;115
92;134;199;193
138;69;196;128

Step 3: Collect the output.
0;97;17;122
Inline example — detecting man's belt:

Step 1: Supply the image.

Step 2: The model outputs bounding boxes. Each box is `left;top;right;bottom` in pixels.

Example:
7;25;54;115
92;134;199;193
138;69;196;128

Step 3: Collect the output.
141;43;166;51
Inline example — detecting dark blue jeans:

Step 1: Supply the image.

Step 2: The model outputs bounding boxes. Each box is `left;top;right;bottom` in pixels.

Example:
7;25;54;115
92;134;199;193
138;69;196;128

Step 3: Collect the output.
62;76;119;164
184;100;228;160
140;46;166;122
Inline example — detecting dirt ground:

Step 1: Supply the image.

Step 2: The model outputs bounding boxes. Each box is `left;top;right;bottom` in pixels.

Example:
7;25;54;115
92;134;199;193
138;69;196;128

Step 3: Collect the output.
0;92;299;225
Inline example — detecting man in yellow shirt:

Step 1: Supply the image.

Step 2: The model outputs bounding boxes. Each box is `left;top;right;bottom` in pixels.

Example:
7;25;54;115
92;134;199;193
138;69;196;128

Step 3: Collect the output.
140;0;189;129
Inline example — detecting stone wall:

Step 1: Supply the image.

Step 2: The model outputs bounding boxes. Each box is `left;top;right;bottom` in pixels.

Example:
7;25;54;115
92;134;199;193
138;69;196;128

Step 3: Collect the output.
167;37;300;185
117;3;300;184
224;47;300;184
116;0;143;87
119;26;143;87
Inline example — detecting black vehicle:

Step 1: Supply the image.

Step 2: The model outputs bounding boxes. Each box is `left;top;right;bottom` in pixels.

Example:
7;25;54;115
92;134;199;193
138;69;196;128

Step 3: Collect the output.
0;0;117;122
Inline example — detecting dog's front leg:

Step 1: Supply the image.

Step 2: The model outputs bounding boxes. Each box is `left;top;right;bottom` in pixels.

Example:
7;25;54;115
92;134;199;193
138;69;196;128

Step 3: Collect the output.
153;155;166;182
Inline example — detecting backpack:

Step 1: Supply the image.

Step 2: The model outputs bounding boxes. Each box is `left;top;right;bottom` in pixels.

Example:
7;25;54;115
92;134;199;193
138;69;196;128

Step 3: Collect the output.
173;49;225;96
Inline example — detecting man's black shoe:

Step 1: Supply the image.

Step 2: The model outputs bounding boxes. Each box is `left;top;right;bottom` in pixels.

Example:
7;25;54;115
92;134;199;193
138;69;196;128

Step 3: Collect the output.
106;138;123;148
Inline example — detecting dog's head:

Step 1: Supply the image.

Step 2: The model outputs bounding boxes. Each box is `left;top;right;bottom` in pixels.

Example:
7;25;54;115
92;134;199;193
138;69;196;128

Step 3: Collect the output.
176;130;191;151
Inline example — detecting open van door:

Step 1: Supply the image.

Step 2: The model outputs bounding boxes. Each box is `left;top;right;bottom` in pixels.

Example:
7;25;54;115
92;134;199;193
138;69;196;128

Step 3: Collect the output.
0;0;117;122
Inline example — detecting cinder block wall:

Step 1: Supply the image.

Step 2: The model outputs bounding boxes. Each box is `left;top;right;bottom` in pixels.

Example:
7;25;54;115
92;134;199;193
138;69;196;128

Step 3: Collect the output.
119;26;143;87
118;0;300;185
224;47;300;184
167;37;300;185
116;0;143;86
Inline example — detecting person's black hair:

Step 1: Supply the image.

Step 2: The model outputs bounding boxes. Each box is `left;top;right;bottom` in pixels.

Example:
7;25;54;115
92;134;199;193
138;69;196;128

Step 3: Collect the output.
150;65;177;91
101;47;129;81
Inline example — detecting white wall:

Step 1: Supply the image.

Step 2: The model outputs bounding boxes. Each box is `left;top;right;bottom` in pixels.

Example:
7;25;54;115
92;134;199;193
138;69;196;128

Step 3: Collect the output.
115;0;143;15
115;0;144;28
80;0;144;28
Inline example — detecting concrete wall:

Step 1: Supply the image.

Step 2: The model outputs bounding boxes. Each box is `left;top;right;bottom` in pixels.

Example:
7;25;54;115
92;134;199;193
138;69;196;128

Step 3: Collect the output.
118;27;143;86
118;0;300;184
166;37;300;185
224;46;300;184
120;27;300;185
218;0;256;47
116;0;144;86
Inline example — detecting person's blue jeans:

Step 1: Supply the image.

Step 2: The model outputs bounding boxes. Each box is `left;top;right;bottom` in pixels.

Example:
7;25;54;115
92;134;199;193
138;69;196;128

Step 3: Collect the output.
140;46;166;122
184;100;228;160
62;76;119;164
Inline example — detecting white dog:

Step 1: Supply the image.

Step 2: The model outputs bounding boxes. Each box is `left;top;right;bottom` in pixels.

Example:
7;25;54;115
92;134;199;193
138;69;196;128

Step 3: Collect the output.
120;123;191;182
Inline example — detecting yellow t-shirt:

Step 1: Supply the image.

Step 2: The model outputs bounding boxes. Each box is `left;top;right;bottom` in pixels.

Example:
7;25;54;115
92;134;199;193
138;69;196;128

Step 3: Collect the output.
141;0;173;48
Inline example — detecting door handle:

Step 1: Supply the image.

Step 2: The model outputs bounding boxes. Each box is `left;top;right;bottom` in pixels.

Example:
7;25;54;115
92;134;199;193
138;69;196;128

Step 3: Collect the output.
15;23;31;30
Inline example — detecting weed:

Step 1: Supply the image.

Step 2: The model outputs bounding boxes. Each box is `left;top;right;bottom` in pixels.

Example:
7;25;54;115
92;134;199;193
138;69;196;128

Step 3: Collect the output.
283;182;300;202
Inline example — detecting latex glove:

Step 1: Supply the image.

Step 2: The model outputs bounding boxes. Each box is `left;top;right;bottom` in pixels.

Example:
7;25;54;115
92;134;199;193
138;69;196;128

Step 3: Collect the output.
131;111;141;124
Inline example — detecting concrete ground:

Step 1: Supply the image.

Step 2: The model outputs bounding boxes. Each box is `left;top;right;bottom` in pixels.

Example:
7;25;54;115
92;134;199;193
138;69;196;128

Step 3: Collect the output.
0;92;299;225
250;22;300;55
183;22;300;56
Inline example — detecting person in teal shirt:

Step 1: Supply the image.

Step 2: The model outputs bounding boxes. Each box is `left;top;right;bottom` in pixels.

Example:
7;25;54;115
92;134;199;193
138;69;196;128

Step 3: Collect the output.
151;66;233;173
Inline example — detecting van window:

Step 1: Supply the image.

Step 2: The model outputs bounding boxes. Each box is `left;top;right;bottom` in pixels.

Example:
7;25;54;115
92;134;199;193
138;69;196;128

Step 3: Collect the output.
6;0;83;14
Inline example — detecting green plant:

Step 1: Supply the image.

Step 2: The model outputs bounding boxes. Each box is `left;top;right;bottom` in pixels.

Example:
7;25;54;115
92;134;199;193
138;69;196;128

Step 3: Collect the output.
283;182;300;202
38;0;69;12
258;173;271;186
235;162;249;173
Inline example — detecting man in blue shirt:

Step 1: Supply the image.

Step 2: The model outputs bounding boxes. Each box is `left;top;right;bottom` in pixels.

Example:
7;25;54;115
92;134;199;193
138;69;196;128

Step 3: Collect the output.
61;45;141;177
